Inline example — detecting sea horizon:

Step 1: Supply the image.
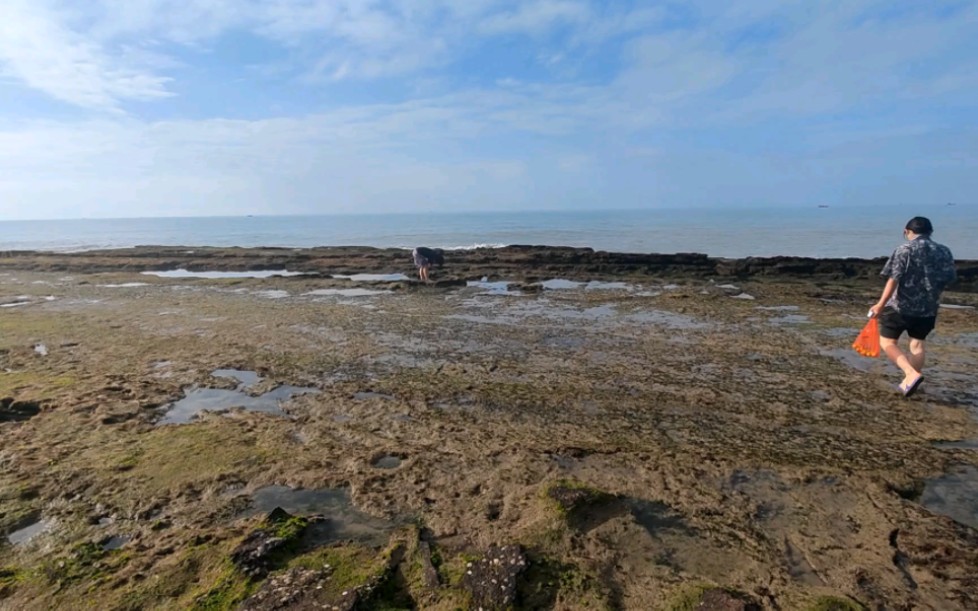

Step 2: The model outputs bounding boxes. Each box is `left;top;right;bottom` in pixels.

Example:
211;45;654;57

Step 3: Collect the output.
1;204;975;260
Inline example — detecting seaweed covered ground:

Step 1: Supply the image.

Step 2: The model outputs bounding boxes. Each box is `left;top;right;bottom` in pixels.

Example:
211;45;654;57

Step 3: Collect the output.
2;247;978;610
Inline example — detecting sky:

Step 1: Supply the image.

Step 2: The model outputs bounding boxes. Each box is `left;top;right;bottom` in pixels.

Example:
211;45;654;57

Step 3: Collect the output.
1;0;977;220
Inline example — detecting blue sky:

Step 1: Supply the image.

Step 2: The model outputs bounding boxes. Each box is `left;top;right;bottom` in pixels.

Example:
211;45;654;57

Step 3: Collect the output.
1;0;976;219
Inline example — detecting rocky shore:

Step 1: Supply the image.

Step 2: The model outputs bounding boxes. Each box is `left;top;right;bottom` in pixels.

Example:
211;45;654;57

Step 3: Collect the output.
2;245;976;291
2;246;977;610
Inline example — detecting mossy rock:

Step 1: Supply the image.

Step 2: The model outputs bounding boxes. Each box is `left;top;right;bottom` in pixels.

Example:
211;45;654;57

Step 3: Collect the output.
545;479;615;516
809;596;867;611
41;542;114;586
517;552;611;610
665;584;760;611
230;507;310;577
0;567;26;597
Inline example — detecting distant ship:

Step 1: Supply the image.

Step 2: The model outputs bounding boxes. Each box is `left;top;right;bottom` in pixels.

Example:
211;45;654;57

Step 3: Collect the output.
817;204;830;208
946;202;956;206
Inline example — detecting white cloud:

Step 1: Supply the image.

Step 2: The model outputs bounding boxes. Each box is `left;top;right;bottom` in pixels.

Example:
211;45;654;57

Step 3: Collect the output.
0;88;605;217
0;0;173;110
1;1;976;218
479;0;590;36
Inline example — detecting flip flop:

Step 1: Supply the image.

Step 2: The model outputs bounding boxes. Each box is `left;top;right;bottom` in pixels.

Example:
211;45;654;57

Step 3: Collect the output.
901;376;924;398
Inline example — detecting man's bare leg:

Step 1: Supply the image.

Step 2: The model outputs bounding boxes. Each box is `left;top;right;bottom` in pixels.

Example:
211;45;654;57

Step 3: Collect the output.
908;338;926;373
880;337;921;388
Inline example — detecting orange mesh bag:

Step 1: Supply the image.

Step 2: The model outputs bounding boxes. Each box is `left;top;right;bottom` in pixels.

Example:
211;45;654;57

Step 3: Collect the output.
852;317;880;357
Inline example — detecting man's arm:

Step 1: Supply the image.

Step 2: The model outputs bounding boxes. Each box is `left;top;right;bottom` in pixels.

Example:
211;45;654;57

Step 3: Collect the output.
870;277;897;318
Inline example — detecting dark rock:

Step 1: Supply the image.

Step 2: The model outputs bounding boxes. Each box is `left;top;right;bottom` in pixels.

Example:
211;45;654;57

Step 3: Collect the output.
417;541;441;589
0;398;42;422
230;507;309;578
547;483;614;515
239;567;348;611
4;245;975;291
695;588;761;611
242;543;408;611
461;544;528;610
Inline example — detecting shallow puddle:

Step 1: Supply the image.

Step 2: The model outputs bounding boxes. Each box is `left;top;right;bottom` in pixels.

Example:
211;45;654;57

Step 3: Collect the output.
823;327;858;339
102;535;129;551
0;399;42;422
372;454;403;469
624;309;709;330
466;279;520;295
767;314;811;325
304;288;389;297
333;273;408;282
7;518;55;546
820;347;884;373
242;485;398;547
100;282;149;288
539;279;583;290
142;269;306;279
156;374;318;425
255;290;290;299
212;369;261;388
955;333;978;349
756;305;799;312
920;465;978;530
585;281;634;291
933;440;978;450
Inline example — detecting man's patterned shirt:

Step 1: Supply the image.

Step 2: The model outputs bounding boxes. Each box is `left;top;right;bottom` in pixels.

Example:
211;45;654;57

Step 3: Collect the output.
881;236;956;317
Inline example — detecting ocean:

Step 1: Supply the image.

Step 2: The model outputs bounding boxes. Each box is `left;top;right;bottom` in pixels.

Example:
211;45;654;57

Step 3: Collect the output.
1;205;975;259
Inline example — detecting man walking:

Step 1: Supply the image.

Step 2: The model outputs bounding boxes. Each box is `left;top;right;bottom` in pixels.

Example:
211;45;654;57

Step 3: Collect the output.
869;217;956;397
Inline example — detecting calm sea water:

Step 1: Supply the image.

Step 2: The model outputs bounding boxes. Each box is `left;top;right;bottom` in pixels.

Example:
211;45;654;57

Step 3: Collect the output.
1;205;975;259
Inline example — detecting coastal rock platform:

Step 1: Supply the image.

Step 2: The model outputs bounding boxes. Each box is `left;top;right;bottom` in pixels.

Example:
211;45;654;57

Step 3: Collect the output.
1;246;977;609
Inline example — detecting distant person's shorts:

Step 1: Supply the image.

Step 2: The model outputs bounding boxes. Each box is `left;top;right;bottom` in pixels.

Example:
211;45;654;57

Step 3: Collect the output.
878;307;936;340
412;250;429;268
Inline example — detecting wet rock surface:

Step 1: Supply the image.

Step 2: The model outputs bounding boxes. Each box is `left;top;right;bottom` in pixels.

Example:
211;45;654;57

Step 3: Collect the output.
2;244;976;291
461;544;527;610
2;254;978;609
240;567;350;611
695;588;762;610
231;508;310;578
0;398;41;422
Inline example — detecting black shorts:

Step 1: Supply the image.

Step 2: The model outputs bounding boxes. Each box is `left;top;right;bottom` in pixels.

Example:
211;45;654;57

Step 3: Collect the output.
878;307;936;340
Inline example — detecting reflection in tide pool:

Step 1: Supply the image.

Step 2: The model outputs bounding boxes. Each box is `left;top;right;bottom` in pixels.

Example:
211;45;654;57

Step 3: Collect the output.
466;279;520;295
921;465;978;530
305;288;389;297
157;369;317;425
7;518;55;546
241;485;399;547
143;269;306;279
333;273;408;282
